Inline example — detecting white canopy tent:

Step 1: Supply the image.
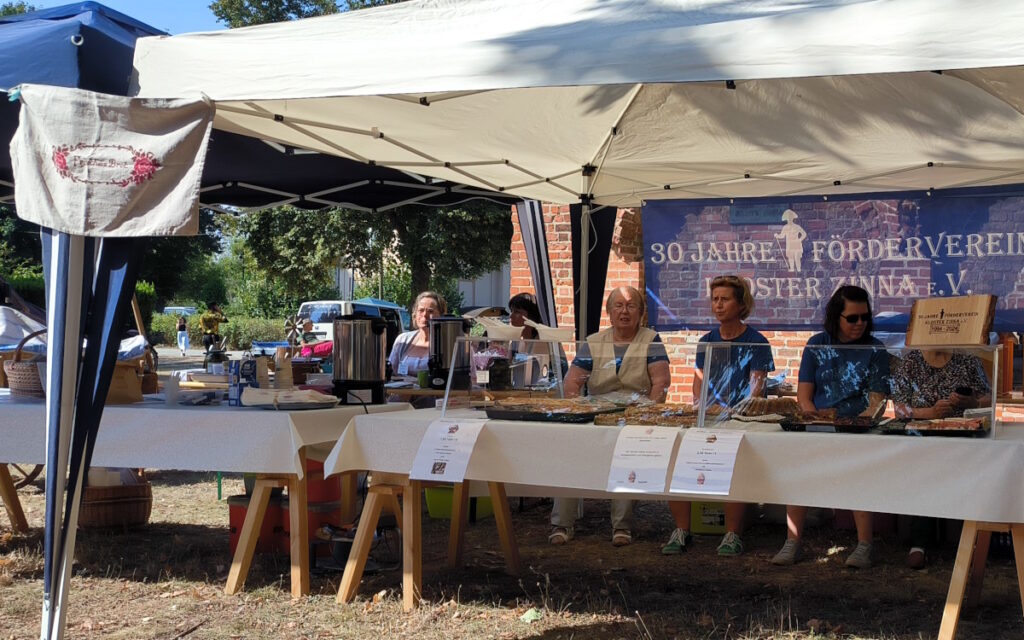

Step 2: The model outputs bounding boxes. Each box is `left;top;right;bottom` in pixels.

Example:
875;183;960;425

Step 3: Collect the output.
131;0;1024;330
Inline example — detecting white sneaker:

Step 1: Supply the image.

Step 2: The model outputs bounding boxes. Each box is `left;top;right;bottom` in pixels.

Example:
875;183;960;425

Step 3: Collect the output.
771;539;802;565
845;541;873;569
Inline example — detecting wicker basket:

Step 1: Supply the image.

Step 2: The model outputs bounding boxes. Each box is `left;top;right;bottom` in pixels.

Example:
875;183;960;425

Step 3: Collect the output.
79;481;153;528
3;328;46;398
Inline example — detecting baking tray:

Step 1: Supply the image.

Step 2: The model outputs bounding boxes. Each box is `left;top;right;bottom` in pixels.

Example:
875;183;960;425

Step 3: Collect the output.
483;406;623;424
878;421;989;438
780;419;875;434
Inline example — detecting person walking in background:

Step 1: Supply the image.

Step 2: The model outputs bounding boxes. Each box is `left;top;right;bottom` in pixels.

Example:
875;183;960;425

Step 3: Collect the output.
200;302;228;353
176;315;190;356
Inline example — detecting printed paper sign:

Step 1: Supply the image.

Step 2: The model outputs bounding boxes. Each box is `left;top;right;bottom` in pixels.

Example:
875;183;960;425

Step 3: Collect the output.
669;429;744;495
409;418;487;482
607;425;680;493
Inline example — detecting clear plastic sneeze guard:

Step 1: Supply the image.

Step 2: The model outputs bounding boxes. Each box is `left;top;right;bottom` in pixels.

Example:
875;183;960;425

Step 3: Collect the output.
440;335;999;438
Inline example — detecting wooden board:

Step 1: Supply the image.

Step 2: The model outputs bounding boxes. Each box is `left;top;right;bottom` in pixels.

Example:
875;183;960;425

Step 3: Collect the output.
906;295;996;347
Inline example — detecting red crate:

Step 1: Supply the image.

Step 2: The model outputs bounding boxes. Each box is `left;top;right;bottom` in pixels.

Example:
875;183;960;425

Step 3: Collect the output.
228;494;285;556
304;459;342;503
283;499;343;556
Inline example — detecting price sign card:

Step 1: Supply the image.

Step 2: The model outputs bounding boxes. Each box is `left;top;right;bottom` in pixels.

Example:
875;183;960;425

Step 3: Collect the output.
606;425;680;493
669;428;744;495
409;418;487;482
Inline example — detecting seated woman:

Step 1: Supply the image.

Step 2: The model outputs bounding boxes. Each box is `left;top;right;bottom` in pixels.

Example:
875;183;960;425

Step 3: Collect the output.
550;286;672;547
772;285;890;569
387;291;444;407
664;275;774;558
507;292;567;385
891;347;991;568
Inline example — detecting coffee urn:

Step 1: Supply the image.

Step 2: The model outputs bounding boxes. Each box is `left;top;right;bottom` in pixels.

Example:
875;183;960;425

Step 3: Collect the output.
332;314;387;404
427;316;472;390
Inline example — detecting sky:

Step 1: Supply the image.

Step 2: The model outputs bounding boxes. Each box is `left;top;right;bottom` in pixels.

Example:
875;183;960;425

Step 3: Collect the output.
34;0;226;34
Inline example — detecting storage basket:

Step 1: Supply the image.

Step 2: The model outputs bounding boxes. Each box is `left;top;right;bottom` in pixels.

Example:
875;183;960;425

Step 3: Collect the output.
79;480;153;528
3;328;46;398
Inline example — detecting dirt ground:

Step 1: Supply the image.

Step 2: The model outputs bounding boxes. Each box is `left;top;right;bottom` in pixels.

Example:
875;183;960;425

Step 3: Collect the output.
2;469;1022;640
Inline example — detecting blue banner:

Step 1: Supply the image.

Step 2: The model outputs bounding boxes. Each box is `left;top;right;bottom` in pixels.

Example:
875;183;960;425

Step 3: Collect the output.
642;189;1024;331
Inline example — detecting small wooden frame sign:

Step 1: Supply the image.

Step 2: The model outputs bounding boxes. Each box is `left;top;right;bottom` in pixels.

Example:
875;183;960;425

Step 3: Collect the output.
906;294;996;346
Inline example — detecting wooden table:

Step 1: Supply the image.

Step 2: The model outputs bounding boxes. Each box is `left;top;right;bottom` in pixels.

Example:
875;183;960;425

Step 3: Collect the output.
0;392;412;598
326;409;1024;634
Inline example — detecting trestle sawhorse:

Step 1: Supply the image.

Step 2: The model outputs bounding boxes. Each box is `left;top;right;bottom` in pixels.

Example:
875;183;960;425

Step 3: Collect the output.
938;520;1024;639
337;477;521;611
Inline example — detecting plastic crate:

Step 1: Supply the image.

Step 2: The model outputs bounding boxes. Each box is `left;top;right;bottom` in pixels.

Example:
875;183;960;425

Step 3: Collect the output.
228;493;285;555
424;486;494;520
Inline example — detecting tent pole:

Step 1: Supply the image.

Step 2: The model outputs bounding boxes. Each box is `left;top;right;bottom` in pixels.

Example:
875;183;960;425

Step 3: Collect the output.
40;233;86;640
578;167;595;340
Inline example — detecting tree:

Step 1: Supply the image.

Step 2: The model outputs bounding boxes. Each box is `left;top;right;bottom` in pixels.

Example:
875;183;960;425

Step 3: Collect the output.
241;202;512;308
0;2;35;16
209;0;339;27
136;209;223;308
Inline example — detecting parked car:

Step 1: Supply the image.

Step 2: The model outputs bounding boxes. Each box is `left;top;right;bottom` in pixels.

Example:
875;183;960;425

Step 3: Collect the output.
296;299;405;353
162;305;197;317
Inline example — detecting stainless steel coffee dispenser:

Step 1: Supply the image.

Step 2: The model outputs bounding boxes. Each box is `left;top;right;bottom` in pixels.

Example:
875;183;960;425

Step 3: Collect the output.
427;316;471;390
332;314;387;404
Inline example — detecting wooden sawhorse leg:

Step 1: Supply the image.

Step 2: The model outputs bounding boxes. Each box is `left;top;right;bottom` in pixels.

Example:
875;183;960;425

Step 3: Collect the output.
0;464;29;532
446;481;521;576
225;473;310;599
338;483;411;606
939;521;1024;640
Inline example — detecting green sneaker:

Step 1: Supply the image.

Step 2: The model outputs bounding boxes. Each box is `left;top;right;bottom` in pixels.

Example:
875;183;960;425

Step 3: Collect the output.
717;531;743;556
661;528;692;555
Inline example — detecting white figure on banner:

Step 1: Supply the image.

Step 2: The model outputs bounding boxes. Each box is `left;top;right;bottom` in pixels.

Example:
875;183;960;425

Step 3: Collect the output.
774;209;807;272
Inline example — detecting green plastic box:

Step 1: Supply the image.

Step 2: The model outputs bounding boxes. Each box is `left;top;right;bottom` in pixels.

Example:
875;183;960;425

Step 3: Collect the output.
423;486;494;520
690;501;726;534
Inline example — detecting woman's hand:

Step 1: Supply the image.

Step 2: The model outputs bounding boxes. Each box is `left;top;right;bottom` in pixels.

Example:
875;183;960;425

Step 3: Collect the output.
930;399;955;419
949;391;978;410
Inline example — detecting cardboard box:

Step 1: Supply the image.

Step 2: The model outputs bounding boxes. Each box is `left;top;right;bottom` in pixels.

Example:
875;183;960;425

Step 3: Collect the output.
906;294;995;346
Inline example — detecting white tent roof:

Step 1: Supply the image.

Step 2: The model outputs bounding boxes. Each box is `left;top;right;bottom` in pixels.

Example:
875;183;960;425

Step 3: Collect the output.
131;0;1024;206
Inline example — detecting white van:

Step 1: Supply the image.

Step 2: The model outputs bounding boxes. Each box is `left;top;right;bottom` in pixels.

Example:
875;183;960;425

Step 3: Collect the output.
296;299;406;353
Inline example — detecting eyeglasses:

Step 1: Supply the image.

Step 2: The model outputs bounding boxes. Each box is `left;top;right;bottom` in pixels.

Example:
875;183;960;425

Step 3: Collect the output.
612;303;640;312
840;313;871;323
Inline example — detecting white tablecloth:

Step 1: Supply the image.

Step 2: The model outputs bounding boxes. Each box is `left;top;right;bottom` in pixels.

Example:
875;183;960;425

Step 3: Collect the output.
325;409;1024;523
0;390;412;476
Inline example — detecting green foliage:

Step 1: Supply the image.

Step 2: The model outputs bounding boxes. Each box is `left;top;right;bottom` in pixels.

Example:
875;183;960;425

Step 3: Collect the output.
219;235;336;318
134;280;156;332
209;0;339;27
352;260;463;314
0;2;35;16
5;273;43;308
152;313;285;348
175;254;228;311
219;316;287;349
243;203;510;314
0;206;41;277
138;209;223;307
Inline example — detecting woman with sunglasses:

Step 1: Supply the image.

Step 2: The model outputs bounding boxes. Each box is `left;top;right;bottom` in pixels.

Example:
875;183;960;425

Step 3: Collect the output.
771;285;890;569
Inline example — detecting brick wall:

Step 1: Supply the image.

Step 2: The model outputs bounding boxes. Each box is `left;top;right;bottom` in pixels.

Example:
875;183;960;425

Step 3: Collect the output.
510;206;815;403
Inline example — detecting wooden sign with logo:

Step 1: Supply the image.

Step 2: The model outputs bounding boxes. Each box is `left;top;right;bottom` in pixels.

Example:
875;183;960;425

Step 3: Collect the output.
906;295;996;346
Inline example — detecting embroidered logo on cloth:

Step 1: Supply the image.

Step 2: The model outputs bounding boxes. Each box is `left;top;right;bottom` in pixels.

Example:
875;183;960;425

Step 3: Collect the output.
52;143;161;187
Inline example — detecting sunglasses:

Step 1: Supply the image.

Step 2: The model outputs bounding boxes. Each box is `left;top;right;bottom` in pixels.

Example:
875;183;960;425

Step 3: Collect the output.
840;313;872;323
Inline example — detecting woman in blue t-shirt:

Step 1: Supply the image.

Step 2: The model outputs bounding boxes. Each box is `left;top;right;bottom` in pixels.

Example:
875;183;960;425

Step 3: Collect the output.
771;285;889;569
663;275;774;559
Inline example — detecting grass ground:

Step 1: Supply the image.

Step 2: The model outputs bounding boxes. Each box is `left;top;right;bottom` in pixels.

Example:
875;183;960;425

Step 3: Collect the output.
2;469;1022;640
